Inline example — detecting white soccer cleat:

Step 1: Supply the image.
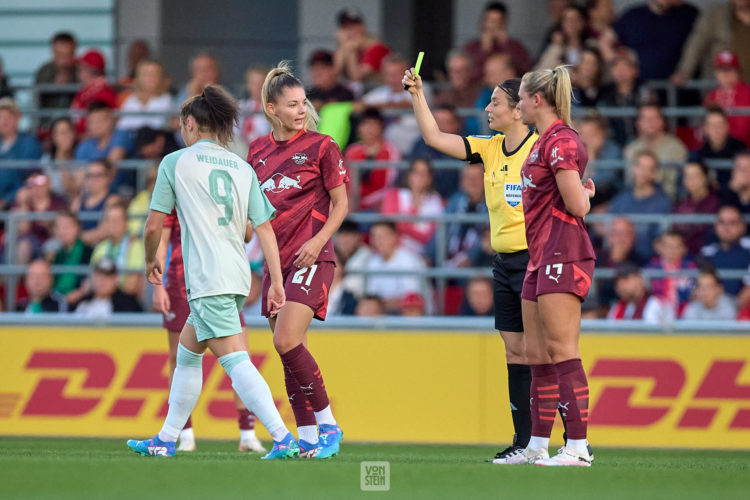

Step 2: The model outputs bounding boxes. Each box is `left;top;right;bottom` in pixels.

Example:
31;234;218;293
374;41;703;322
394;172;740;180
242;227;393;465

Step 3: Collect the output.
535;446;592;467
492;446;549;465
238;435;267;453
177;436;196;452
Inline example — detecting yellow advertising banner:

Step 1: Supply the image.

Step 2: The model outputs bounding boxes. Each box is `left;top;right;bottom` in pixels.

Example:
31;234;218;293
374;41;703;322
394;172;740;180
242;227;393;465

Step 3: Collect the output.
1;327;749;449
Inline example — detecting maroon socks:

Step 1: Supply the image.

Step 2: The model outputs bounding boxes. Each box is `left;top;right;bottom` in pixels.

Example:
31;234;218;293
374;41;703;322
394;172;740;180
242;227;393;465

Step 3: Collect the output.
555;358;589;440
280;344;330;426
530;364;559;438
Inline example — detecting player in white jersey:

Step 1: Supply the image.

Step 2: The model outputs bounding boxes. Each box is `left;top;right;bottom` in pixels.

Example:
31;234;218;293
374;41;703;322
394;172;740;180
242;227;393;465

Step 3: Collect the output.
126;85;299;459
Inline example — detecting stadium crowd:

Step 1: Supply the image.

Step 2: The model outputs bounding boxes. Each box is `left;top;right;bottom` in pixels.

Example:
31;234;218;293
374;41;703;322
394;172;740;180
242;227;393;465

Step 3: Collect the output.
2;0;750;322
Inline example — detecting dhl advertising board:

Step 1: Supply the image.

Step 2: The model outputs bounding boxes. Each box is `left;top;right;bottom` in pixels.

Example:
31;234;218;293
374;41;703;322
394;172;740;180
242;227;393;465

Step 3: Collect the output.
1;327;750;449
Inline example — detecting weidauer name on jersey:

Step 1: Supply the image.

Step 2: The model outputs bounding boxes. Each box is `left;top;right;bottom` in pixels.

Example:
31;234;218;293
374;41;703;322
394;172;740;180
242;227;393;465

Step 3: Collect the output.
196;154;239;169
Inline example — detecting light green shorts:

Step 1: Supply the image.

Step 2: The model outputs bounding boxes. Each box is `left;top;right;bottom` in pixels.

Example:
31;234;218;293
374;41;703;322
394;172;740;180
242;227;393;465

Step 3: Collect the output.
187;294;245;342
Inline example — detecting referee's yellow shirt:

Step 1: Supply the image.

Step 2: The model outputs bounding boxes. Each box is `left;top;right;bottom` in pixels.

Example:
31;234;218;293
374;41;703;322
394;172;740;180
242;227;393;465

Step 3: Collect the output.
464;131;538;254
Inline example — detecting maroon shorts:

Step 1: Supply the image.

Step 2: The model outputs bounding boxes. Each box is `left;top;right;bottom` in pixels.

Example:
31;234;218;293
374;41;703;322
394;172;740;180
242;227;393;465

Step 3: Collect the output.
521;259;594;302
262;261;335;321
163;284;246;332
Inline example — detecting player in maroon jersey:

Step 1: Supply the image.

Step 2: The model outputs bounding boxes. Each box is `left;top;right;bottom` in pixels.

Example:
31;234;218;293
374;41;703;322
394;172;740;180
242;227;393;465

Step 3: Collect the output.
511;66;597;466
247;62;348;458
152;209;266;453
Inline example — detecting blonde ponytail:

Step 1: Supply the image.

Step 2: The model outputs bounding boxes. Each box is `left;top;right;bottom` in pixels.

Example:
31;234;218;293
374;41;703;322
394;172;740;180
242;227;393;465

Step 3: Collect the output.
521;65;574;127
261;61;319;132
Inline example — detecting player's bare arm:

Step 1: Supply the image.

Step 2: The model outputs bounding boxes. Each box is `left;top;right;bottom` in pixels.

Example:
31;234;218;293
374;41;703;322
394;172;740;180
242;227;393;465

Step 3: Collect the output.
144;209;168;286
403;69;466;159
555;170;594;218
254;220;286;316
152;225;172;313
244;220;254;243
293;183;348;268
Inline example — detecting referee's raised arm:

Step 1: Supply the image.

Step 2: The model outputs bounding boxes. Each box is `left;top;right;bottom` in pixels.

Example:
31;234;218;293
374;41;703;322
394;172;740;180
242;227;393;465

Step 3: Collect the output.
403;68;467;160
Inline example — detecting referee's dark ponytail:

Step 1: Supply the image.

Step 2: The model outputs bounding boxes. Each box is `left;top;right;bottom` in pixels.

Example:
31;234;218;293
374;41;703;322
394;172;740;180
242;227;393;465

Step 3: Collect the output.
180;84;239;146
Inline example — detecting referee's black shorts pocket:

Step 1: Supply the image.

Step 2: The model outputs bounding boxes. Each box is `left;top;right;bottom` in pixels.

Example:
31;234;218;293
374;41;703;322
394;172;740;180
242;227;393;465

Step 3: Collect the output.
491;251;527;333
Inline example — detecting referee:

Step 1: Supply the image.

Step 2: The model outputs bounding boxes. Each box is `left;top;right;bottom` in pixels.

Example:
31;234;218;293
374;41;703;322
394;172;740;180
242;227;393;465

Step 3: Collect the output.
403;71;537;463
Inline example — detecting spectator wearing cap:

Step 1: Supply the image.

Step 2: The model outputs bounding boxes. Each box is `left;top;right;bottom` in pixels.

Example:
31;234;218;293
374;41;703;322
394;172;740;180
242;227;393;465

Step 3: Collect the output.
236;66;272;148
344;107;400;210
705;50;750;148
699;205;750;296
177;51;220;104
333;7;391;88
35;32;78;110
458;276;494;316
90;202;144;297
672;0;750;84
682;268;738;321
462;2;532;83
400;292;426;317
70;50;118;133
690;105;746;189
307;50;354;112
0;97;43;208
117;59;173;132
597;47;648;147
606;261;675;323
15;259;68;314
73;257;142;317
613;0;698;81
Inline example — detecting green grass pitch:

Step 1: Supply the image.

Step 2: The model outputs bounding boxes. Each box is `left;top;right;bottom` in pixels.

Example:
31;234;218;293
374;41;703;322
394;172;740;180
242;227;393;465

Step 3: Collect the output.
1;438;748;499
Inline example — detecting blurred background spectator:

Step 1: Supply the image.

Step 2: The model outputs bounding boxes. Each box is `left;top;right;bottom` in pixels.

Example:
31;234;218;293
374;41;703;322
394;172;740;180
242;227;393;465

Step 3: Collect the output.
333;7;391;89
723;152;750;213
90;202;144;297
699;205;750;297
117;60;173;132
704;51;750;148
458;276;494;316
536;4;590;69
238;65;272;147
435;50;480;109
607;261;675;323
646;230;696;317
307;50;354;112
49;210;93;304
177;52;220;103
15;259;68;314
72;257;142;317
597;47;646;146
673;161;720;255
682;267;737;320
0;97;43;209
35;32;78;112
690;105;746;189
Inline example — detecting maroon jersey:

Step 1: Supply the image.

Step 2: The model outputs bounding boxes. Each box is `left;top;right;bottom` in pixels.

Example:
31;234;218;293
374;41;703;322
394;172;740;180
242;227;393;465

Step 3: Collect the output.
164;209;185;294
247;130;349;269
520;120;595;271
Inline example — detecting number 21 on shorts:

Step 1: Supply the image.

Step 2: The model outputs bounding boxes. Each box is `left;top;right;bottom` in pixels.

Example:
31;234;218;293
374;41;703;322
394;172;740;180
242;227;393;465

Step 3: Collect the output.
292;264;318;286
545;263;563;283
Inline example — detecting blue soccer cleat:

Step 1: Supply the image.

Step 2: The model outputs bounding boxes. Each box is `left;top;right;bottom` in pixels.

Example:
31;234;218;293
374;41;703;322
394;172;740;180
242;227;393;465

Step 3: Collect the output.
260;432;300;459
126;435;175;457
316;424;343;459
298;439;323;459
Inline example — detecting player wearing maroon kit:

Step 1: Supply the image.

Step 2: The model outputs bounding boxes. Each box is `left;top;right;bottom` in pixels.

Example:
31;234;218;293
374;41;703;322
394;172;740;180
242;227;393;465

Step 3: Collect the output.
247;63;348;458
511;66;597;467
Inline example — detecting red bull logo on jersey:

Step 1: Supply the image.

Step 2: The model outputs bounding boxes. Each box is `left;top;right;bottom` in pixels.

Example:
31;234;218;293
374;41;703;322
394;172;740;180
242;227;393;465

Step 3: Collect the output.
260;173;303;193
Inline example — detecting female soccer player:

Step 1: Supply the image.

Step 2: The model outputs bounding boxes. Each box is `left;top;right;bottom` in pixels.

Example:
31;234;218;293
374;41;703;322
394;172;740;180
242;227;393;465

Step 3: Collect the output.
402;69;539;462
248;62;348;458
127;85;299;459
152;211;266;453
512;66;596;466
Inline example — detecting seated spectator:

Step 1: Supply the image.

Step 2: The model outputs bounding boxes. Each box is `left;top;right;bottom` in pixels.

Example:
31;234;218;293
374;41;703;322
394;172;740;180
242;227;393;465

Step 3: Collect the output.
127;165;157;237
435;50;481;109
674;162;720;255
15;259;68;314
307;50;354;112
400;292;426;317
474;53;517;110
364;221;427;312
469;225;496;268
73;257;142;317
71;50;118;132
699;205;750;296
578;111;622;201
133;127;179;161
35;32;78;112
439;163;486;267
623;104;688;199
0;56;12;98
334;220;372;300
50;210;93;302
597;48;647;146
0;97;43;208
177;51;220;103
607;262;675;323
585;0;616;42
70;160;120;244
572;47;604;107
613;0;698;81
458;276;494;316
682;268;738;320
12;173;67;262
90;202;144;297
610;150;672;259
42;117;80;200
705;51;750;148
722;152;750;213
409;106;464;199
536;5;589;69
344;107;400;210
646;230;696;317
237;66;272;146
355;295;386;317
326;255;358;316
117;40;151;90
462;2;532;82
596;217;646;308
333;8;391;87
690;105;746;189
74;102;130;194
381;158;444;256
362;52;430;155
117;60;173;132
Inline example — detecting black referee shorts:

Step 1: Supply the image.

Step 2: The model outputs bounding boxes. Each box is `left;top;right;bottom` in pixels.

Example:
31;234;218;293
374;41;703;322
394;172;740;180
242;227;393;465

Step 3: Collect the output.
492;250;529;333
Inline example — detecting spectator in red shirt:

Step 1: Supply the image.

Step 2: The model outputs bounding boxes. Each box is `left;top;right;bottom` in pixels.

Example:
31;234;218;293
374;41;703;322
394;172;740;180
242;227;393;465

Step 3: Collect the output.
705;50;750;147
344;107;400;210
462;2;532;82
70;50;117;133
333;8;391;87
